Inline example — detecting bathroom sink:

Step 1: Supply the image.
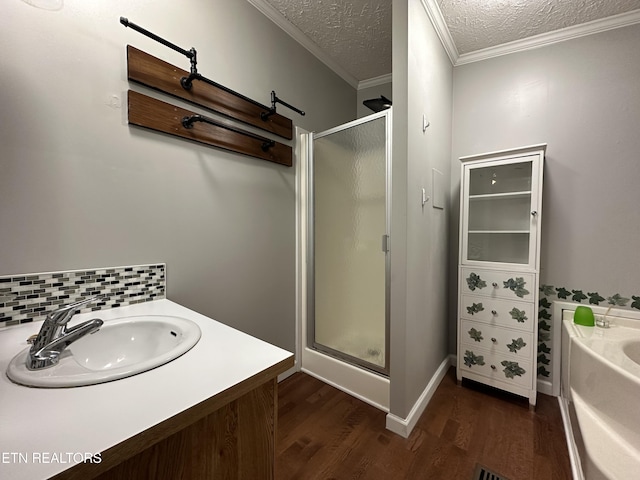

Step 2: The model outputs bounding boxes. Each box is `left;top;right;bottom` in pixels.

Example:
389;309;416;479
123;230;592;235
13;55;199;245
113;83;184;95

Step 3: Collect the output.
6;315;201;387
623;340;640;367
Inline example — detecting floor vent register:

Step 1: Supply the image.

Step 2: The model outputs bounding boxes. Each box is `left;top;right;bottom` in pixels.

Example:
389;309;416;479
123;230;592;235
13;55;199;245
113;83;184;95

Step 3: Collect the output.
473;464;510;480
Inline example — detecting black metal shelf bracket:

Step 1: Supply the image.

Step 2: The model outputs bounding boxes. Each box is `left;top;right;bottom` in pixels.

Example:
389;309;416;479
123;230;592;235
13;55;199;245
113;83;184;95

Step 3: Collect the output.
120;17;305;124
120;17;196;61
261;91;306;121
181;114;275;152
120;17;200;86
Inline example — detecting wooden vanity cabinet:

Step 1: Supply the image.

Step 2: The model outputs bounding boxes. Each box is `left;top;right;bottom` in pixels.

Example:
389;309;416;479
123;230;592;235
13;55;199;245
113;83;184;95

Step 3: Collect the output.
52;357;293;480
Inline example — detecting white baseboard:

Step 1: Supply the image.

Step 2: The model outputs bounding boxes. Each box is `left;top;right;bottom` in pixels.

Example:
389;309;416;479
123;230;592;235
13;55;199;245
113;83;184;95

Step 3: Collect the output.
385;355;453;438
537;377;554;396
277;360;300;383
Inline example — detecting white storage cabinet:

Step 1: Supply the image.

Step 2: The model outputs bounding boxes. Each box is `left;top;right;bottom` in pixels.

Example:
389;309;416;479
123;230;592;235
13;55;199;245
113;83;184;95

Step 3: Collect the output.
456;144;545;408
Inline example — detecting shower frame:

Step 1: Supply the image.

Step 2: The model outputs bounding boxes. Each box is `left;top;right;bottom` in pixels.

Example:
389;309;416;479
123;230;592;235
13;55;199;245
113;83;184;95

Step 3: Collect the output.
306;109;392;376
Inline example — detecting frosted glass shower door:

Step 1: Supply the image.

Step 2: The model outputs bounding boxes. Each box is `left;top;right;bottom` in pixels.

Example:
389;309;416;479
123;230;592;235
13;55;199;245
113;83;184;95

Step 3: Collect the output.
309;112;390;375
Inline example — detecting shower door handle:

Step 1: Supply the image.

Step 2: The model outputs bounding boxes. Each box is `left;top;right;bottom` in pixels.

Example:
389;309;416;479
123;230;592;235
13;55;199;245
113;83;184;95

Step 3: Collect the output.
382;234;390;253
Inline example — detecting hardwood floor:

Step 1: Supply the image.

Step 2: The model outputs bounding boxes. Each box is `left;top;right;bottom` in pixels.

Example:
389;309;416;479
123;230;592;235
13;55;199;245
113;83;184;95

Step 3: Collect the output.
276;368;572;480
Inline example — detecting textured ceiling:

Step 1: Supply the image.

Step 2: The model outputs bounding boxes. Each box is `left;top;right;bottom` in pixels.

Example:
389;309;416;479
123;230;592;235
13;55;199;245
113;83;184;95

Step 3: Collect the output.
257;0;640;83
264;0;392;81
439;0;640;54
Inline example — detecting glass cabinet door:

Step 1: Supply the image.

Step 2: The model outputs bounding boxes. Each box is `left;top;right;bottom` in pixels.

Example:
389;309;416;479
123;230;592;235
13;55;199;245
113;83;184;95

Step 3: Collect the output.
461;156;540;267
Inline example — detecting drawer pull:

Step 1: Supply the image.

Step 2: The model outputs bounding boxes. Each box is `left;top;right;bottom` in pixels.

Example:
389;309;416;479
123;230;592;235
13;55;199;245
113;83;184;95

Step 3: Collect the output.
490;365;496;370
491;310;497;315
491;338;497;343
492;282;498;288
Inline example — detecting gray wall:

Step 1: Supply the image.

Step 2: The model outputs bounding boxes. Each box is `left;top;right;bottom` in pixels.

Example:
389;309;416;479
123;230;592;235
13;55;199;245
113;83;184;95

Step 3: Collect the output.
450;24;640;353
0;0;356;353
391;0;453;419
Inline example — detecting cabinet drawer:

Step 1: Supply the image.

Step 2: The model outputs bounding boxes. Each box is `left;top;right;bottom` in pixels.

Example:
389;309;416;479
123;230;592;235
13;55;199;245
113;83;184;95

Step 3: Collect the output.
458;346;533;389
461;267;534;301
460;294;534;332
460;320;533;359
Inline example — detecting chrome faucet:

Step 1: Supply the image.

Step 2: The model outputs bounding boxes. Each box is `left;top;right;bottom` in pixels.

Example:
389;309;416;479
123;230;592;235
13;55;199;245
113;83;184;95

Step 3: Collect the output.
27;295;104;370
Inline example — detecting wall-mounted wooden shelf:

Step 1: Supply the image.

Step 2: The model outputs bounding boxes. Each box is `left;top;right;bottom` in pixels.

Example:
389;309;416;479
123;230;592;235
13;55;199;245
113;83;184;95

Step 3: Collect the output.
127;45;293;140
128;90;292;167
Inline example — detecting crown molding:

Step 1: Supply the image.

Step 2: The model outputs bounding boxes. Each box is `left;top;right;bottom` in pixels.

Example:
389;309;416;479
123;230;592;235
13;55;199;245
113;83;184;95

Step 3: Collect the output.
420;0;459;66
420;1;640;66
247;0;360;89
454;9;640;66
358;73;392;90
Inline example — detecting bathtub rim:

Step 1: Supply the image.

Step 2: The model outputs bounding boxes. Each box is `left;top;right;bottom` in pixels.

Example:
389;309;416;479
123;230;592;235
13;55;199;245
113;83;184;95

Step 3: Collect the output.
557;301;640;480
558;301;640;396
571;326;640;384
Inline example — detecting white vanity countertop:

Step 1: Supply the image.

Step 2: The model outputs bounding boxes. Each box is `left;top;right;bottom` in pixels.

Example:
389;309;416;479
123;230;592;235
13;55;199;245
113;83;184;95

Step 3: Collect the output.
0;299;294;480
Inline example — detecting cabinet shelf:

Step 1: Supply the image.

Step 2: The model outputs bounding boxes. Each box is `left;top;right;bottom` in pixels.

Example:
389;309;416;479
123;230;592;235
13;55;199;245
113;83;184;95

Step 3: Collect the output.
469;230;530;234
469;191;531;201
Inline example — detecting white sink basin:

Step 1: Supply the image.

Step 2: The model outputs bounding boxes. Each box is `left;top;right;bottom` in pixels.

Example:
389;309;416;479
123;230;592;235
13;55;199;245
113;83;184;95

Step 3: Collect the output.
6;315;201;387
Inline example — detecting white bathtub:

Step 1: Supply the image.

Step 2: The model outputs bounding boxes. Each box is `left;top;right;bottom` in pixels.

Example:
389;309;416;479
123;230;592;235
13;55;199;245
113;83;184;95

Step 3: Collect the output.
559;301;640;480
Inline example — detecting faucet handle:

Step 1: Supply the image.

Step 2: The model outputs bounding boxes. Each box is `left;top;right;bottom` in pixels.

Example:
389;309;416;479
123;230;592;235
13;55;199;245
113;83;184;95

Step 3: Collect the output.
48;294;105;325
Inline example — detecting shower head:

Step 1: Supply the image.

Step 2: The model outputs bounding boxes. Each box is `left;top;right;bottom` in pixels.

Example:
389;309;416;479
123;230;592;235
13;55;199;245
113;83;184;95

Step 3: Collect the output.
363;95;392;113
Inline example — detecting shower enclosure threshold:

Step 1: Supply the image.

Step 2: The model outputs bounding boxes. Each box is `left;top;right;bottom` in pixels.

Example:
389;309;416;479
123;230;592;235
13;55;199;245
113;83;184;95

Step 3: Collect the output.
301;346;390;411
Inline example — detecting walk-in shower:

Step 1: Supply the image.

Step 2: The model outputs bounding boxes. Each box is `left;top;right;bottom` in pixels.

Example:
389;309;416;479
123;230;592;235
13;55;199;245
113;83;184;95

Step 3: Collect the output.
299;110;391;410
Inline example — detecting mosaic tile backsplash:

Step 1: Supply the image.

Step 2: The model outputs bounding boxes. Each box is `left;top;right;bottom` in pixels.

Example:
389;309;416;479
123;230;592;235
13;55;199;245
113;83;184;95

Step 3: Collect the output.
0;264;165;328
